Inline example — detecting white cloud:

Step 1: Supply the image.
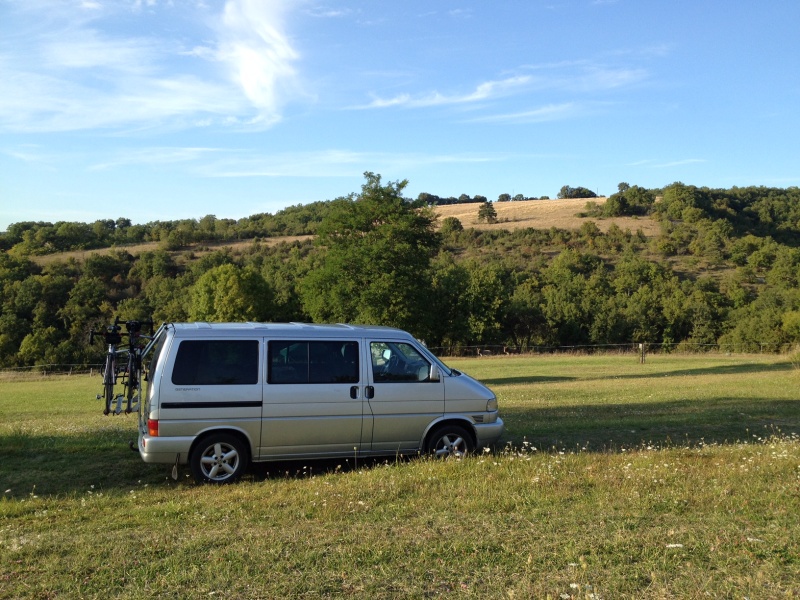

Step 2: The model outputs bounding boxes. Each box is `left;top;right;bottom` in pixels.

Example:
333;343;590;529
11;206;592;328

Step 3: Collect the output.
0;0;302;132
467;102;587;124
518;60;648;92
39;29;159;73
89;146;232;171
216;0;302;126
90;147;503;179
628;158;707;168
357;76;531;109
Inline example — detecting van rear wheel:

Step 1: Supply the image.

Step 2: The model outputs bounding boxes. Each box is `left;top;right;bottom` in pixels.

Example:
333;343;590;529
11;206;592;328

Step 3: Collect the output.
190;434;248;484
426;425;474;459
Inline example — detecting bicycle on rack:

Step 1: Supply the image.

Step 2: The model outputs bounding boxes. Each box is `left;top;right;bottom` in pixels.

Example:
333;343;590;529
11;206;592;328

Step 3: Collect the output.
90;318;154;415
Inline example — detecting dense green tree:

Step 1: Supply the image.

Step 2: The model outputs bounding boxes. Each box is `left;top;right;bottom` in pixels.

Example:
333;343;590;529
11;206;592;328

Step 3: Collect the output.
503;275;546;349
463;261;510;344
189;264;273;322
429;256;471;348
0;314;31;366
656;183;712;220
440;217;464;238
5;181;800;367
142;275;191;322
59;276;113;340
718;287;799;352
301;173;440;338
18;326;66;366
603;185;655;217
477;201;497;224
257;243;312;322
540;249;604;344
558;186;597;199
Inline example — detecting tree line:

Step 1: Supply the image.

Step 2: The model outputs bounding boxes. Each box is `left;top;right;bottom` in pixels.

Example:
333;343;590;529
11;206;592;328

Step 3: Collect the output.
1;175;800;367
0;184;578;257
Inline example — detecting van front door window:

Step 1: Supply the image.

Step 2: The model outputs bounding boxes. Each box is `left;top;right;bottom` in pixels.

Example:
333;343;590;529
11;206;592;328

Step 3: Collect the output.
370;342;431;382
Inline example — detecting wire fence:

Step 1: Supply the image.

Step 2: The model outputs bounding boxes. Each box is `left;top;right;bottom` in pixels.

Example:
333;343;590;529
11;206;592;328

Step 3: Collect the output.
2;341;798;379
429;342;800;358
0;364;104;379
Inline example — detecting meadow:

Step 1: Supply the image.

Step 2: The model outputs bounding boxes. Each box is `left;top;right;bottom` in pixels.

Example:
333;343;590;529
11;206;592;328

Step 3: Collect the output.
1;353;798;598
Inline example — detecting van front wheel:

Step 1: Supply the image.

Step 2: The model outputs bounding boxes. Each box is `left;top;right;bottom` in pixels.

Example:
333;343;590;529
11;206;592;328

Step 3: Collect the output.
426;425;474;459
190;434;248;484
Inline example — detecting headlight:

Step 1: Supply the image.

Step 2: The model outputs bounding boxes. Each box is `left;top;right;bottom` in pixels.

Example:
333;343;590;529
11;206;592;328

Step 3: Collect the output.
486;397;498;412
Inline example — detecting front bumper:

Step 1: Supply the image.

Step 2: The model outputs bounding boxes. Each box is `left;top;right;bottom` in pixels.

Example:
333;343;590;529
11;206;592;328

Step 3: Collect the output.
474;417;505;448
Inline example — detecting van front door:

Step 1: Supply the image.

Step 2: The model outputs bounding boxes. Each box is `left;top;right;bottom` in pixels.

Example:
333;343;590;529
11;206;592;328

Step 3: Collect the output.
260;340;365;458
365;340;444;453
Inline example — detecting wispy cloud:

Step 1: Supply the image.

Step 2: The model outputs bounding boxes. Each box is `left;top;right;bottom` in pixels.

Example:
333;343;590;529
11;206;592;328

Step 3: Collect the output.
448;8;473;18
205;149;505;178
305;7;354;18
0;0;302;132
355;76;532;109
89;147;235;171
628;158;707;168
466;102;589;124
216;0;302;126
518;60;648;92
354;58;647;114
83;146;507;179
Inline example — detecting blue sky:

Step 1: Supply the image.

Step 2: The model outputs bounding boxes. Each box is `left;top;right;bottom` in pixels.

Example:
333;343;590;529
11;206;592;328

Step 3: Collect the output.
1;0;799;231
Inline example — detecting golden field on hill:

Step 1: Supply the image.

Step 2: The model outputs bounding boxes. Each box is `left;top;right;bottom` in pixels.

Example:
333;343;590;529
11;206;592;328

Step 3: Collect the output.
31;197;662;266
436;196;661;236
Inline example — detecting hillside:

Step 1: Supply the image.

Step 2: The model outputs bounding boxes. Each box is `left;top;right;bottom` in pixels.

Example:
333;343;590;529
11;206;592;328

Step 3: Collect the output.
7;181;800;370
435;197;661;236
31;197;659;266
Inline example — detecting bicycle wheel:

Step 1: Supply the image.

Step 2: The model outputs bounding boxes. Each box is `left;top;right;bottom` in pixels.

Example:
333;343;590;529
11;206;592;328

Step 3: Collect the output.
125;354;140;413
102;353;116;415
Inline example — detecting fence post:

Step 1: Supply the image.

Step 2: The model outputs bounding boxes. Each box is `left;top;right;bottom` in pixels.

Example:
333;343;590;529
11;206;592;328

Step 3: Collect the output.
639;343;646;364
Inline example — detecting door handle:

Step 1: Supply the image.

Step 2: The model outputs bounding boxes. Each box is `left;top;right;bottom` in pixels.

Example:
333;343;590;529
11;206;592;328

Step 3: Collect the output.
350;386;359;399
365;386;374;399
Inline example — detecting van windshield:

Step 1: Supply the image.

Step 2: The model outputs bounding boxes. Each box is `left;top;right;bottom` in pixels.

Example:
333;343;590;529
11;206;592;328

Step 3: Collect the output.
416;345;454;376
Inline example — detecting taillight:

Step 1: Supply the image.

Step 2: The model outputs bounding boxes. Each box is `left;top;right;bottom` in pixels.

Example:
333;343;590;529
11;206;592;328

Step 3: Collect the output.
148;419;159;437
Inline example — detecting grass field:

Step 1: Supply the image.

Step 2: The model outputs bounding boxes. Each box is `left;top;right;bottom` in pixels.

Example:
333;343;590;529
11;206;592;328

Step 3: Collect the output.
1;354;798;598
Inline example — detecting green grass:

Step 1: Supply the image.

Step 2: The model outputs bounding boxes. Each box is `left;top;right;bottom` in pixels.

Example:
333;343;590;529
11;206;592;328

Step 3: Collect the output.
1;354;799;598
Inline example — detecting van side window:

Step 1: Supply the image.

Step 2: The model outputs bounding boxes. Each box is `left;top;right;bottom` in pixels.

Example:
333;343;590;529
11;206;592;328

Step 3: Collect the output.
371;342;431;383
268;341;359;384
172;340;259;385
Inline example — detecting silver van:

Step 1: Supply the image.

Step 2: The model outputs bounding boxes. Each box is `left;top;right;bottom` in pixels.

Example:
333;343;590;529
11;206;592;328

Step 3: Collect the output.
138;322;504;483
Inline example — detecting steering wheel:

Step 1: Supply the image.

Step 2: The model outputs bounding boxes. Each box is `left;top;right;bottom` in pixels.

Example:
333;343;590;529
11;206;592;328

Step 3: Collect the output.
382;354;400;376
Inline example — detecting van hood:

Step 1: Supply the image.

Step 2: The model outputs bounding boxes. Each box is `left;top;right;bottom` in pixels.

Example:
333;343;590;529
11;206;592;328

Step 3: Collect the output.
443;370;495;402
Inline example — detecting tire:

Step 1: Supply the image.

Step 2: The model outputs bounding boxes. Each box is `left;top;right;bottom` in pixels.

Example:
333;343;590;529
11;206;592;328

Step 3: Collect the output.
190;433;249;484
102;355;115;415
426;425;474;459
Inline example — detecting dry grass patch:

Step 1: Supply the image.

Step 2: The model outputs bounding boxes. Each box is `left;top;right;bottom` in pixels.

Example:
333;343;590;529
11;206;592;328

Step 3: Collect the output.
435;197;662;237
31;235;314;266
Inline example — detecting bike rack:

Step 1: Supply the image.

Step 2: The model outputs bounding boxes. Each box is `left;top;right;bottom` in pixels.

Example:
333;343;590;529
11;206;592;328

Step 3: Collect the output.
89;318;154;417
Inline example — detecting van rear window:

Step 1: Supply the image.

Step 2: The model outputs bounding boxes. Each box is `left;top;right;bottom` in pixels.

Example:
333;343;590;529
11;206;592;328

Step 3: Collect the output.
268;341;359;384
172;340;259;385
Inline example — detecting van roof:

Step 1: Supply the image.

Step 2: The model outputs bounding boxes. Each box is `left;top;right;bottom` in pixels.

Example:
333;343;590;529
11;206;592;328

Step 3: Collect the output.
167;322;412;339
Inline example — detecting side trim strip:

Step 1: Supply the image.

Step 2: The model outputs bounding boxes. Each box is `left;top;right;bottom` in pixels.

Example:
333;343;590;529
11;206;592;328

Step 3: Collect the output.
161;401;262;409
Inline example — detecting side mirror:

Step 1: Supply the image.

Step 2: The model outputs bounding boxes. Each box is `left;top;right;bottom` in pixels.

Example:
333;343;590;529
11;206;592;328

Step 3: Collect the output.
428;364;440;382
